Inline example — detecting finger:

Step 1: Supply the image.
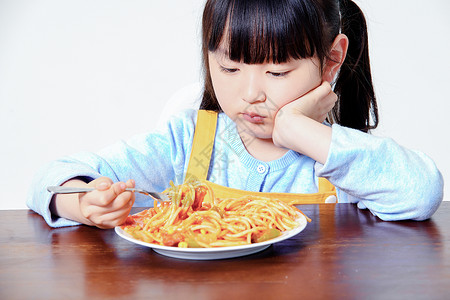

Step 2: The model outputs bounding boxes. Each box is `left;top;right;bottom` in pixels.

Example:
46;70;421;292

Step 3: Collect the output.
96;178;113;191
318;81;333;95
114;186;135;210
123;179;136;204
301;80;331;100
103;182;127;205
316;82;336;107
83;180;134;212
87;177;113;191
91;201;134;229
90;181;126;207
102;183;135;211
80;189;134;224
126;179;135;188
323;90;338;109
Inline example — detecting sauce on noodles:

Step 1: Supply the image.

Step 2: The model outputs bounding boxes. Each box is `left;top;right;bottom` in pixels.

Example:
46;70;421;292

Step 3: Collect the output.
121;180;310;248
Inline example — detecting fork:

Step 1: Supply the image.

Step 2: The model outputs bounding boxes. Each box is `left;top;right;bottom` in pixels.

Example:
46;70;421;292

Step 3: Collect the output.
47;186;169;202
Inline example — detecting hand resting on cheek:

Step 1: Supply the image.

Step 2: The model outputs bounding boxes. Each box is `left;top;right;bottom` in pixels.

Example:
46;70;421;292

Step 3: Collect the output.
272;81;336;164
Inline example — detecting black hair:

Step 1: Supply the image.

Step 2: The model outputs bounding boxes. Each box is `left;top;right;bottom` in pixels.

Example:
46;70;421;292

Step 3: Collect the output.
201;0;378;132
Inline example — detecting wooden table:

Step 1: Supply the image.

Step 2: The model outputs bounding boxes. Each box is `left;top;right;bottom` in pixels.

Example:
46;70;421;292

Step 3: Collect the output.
1;203;449;299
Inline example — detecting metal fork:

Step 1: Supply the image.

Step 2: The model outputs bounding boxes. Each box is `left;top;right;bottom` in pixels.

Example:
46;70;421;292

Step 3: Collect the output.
47;186;169;202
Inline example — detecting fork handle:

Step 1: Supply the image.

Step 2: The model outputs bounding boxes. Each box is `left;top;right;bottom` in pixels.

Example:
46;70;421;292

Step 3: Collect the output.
47;186;139;194
47;186;168;201
47;186;96;194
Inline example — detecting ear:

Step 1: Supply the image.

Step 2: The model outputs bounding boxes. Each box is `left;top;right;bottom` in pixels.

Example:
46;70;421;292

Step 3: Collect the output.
322;34;349;83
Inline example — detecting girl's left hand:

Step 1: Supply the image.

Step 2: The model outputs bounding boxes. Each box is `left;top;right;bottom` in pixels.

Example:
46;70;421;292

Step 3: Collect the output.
272;81;337;163
276;81;337;125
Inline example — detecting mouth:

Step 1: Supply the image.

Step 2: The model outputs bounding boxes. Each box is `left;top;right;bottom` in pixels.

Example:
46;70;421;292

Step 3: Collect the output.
242;112;265;124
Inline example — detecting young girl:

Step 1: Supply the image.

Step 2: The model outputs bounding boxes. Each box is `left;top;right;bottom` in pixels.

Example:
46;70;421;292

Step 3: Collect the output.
28;0;443;228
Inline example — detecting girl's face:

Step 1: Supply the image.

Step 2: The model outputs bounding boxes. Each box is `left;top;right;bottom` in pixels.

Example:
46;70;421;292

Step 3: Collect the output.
208;49;323;141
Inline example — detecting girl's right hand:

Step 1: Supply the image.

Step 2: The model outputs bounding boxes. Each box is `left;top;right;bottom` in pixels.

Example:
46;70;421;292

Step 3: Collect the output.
77;177;136;229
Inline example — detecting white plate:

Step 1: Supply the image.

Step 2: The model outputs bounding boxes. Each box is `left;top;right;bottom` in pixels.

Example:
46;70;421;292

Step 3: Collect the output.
115;214;307;260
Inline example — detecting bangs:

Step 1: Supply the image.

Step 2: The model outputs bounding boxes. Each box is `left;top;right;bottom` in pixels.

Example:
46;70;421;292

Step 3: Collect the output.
205;0;326;64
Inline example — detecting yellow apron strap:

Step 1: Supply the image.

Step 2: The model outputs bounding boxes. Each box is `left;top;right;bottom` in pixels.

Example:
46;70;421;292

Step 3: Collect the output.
318;177;335;193
185;110;218;181
186;110;337;204
208;181;336;205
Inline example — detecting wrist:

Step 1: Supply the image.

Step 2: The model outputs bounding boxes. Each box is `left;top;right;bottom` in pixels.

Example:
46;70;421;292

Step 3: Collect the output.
273;113;332;164
273;111;302;148
51;179;93;225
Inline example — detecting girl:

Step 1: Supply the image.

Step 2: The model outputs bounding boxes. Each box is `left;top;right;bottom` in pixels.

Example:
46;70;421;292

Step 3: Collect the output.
28;0;443;228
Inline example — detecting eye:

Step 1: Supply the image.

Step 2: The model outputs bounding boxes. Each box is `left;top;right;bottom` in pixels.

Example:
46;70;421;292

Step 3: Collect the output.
220;66;239;74
267;71;290;78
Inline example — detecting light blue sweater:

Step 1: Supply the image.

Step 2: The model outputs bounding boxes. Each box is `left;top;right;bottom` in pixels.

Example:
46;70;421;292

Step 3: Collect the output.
27;109;443;227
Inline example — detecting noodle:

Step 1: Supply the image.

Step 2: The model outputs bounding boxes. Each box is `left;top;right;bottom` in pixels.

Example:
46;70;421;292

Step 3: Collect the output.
121;180;310;248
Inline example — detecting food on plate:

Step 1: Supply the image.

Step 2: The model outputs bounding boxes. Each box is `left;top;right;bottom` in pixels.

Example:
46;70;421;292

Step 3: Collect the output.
121;179;310;248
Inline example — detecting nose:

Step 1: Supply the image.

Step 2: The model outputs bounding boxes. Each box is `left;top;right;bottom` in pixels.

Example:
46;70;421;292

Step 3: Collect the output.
242;71;266;104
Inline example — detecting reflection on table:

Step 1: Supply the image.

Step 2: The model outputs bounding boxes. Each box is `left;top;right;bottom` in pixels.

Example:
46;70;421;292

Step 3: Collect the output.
1;203;448;299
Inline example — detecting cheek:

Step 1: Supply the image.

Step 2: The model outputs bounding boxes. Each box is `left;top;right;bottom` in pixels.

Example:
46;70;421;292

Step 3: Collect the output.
210;74;229;107
210;71;239;111
266;81;313;109
268;68;322;107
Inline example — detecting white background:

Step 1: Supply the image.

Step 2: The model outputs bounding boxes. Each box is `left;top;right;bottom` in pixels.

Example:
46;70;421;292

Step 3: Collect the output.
0;0;449;210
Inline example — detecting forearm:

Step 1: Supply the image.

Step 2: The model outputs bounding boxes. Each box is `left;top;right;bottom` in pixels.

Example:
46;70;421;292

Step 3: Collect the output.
275;114;332;164
50;179;93;226
316;124;443;220
27;109;194;227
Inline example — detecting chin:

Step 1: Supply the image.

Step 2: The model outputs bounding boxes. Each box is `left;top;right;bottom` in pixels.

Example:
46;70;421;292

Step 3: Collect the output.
244;127;274;141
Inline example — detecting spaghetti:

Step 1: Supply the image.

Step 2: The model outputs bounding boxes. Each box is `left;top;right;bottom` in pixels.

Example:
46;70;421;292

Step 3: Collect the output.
121;180;310;248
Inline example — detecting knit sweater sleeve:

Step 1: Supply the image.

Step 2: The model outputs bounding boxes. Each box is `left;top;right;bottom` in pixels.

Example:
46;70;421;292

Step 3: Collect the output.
27;109;198;227
315;124;443;221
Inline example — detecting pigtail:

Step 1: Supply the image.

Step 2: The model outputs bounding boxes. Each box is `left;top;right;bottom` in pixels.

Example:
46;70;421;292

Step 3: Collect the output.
332;0;378;132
